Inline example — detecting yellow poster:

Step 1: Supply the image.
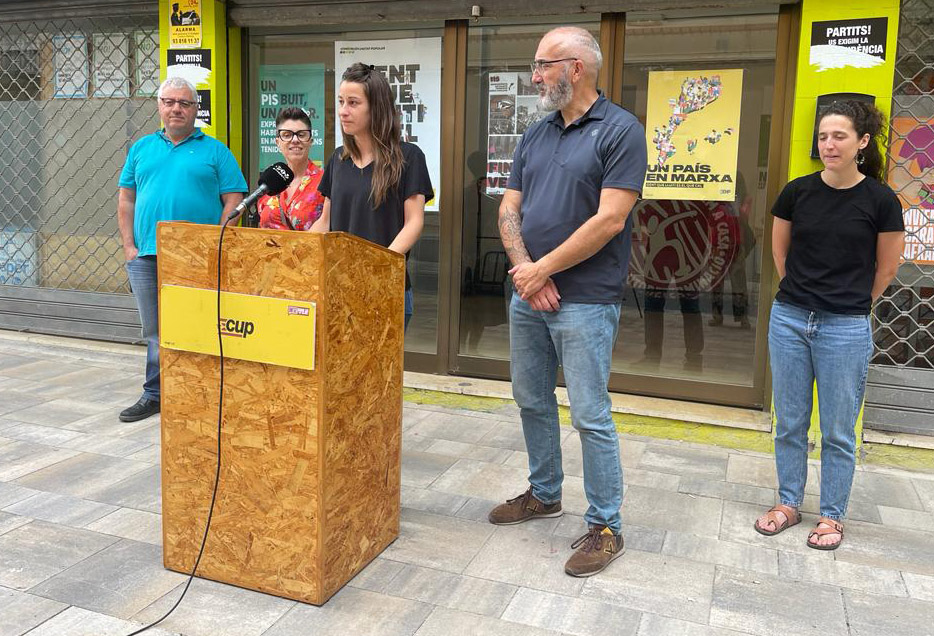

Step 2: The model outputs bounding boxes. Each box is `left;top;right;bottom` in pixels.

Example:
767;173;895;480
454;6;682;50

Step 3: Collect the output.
160;285;316;370
168;0;202;49
643;69;744;201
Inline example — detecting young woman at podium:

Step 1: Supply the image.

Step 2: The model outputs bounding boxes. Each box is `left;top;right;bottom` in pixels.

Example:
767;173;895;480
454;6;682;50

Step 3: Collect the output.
312;62;433;331
257;107;325;231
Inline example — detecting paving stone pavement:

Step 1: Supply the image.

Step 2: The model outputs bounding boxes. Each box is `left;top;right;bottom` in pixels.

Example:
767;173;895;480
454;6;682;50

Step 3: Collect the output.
1;334;934;636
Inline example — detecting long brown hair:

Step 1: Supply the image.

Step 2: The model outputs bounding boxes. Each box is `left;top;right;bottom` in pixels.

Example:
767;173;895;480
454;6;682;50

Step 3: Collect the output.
340;63;404;208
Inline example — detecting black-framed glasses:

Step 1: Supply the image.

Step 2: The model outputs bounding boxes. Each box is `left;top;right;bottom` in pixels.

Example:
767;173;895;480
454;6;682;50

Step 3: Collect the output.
530;58;578;73
276;129;312;142
159;97;196;109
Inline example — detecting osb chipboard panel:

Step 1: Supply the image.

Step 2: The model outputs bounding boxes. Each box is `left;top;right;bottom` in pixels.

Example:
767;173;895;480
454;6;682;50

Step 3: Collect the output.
161;350;321;602
158;223;325;603
157;223;323;301
320;232;405;600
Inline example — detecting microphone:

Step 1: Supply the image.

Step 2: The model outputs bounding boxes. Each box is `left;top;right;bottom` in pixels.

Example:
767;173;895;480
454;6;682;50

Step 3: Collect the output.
229;162;295;223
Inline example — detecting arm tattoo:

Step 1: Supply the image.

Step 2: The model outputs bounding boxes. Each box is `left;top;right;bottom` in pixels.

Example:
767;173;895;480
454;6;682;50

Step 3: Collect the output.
498;206;531;266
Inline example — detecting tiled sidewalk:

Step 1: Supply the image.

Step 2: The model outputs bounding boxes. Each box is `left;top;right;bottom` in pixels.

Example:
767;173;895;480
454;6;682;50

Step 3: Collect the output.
1;334;933;636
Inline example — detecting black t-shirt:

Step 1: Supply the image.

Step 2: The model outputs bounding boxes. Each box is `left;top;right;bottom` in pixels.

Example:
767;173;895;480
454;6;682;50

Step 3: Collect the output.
771;171;904;314
318;142;433;288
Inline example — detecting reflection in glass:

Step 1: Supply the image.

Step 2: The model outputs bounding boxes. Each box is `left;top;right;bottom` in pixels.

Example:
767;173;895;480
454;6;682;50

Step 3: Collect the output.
615;13;777;386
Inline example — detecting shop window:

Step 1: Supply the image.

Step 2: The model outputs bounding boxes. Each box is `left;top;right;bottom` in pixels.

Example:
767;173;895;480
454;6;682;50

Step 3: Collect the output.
0;19;159;293
619;12;779;386
249;24;444;355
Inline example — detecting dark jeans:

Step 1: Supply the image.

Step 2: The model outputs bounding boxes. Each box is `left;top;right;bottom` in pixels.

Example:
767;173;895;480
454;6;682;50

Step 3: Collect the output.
643;286;704;363
404;289;413;332
711;259;749;320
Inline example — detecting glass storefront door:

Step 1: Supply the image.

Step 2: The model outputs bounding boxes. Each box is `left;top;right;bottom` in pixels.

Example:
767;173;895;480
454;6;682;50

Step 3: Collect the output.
245;10;789;408
248;24;444;356
452;12;782;407
456;19;601;365
614;13;778;397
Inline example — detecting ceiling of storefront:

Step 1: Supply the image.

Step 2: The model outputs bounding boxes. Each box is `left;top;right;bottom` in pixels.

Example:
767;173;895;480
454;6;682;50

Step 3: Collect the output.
0;0;796;25
228;0;796;27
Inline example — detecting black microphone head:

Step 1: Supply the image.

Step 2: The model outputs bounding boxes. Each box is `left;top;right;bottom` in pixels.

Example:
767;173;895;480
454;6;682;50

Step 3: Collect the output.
259;162;294;196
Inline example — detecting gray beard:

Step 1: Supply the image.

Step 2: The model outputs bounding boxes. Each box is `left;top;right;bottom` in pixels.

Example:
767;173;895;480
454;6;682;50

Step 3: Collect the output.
538;73;573;112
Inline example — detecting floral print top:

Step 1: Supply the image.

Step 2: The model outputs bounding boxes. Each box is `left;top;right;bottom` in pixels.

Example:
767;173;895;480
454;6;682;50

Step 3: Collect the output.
257;162;325;231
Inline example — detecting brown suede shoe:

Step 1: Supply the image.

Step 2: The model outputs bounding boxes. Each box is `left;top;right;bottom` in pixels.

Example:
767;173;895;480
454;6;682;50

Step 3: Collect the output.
488;487;562;525
564;525;624;577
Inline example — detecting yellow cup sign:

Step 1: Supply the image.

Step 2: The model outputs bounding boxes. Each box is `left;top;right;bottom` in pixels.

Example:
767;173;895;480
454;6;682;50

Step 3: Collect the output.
160;284;316;370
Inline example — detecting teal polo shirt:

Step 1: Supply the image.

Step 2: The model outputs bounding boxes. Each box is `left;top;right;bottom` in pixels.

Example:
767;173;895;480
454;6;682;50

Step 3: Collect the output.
118;130;248;257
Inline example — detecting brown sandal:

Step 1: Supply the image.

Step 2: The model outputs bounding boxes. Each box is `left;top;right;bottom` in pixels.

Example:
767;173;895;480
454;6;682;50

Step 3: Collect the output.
754;504;801;536
807;517;844;550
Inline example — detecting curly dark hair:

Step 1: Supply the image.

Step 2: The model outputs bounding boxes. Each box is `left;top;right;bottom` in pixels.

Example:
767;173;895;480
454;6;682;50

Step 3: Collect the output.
818;100;887;182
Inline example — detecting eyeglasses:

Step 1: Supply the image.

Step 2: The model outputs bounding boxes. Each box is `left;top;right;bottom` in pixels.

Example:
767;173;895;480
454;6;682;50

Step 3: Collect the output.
276;129;312;142
159;97;196;109
530;58;578;73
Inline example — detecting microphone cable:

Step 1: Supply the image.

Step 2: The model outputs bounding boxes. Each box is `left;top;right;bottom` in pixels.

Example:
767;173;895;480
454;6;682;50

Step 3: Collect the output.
127;214;237;635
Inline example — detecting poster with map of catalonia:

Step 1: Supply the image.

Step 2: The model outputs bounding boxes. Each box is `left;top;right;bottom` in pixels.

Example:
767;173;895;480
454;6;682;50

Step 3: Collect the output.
643;69;744;202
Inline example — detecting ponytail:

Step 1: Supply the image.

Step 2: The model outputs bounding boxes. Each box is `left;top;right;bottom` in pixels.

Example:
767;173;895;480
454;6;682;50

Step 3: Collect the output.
819;100;887;182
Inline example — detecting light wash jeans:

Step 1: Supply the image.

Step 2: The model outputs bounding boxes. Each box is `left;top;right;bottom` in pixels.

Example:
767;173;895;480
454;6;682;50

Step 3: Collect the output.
125;256;160;401
509;294;623;533
769;300;873;520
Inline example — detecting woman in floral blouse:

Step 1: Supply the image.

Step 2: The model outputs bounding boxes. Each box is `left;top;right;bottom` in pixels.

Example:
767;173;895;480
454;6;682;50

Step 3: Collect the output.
257;107;324;231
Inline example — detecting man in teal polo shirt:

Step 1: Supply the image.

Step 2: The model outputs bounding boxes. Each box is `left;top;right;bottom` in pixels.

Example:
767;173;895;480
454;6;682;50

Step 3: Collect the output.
116;77;247;422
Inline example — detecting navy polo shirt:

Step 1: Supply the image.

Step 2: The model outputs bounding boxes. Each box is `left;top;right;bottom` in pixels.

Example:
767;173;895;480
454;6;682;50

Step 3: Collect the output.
118;130;248;257
507;93;647;303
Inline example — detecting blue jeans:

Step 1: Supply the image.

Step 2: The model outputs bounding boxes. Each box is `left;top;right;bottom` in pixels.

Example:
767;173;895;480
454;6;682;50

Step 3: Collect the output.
769;300;873;520
125;256;160;401
404;289;413;332
509;294;623;533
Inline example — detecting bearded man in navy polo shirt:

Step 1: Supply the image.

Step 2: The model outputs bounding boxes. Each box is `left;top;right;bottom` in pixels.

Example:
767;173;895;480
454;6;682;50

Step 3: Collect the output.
487;27;647;577
116;77;247;423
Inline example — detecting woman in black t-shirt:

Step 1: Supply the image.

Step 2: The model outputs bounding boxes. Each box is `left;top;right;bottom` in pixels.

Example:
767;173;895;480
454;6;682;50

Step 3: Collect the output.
312;63;434;331
754;101;904;550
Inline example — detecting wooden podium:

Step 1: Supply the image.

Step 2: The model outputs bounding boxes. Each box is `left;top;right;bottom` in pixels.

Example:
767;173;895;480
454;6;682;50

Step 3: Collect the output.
156;222;405;605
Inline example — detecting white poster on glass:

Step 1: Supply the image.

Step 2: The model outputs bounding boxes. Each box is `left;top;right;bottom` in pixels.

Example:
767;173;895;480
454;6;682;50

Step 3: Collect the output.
92;33;129;98
134;30;160;97
52;34;88;98
485;71;543;195
334;37;442;211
